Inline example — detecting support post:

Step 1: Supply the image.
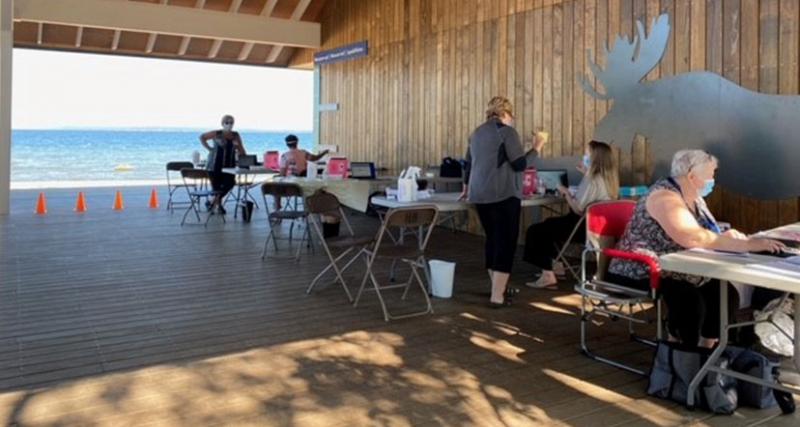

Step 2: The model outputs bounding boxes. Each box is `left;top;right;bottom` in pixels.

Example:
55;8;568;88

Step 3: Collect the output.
313;64;320;147
0;0;12;215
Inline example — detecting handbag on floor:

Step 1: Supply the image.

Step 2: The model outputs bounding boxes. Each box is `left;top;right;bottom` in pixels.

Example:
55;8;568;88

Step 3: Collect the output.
647;341;738;414
727;346;779;409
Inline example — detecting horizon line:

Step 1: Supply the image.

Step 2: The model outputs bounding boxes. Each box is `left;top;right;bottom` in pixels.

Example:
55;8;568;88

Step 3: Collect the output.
12;127;314;132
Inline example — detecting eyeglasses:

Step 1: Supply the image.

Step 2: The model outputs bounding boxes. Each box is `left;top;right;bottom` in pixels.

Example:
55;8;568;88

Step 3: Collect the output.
223;122;234;126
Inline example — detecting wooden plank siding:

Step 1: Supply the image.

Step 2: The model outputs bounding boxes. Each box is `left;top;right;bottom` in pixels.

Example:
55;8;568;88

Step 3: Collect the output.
317;0;800;233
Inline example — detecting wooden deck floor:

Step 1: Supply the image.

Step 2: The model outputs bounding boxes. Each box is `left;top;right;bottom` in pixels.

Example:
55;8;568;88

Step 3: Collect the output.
1;187;797;426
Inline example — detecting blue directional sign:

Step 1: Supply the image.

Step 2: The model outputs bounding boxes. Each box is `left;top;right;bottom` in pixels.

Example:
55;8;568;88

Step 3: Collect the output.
314;40;368;65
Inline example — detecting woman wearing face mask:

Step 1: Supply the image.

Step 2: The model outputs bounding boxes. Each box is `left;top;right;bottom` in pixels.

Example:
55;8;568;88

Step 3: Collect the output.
605;150;784;348
199;114;247;214
523;140;619;289
461;96;548;307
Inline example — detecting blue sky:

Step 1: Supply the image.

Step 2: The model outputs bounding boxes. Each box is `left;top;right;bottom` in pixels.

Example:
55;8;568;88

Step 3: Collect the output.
12;48;313;131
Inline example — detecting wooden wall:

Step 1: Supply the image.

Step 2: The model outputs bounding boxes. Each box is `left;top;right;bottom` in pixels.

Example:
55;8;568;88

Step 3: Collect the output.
317;0;800;233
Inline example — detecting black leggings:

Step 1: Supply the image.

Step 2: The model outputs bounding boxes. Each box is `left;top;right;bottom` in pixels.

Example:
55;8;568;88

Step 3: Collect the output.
475;197;521;273
209;172;236;198
606;273;733;346
523;212;584;270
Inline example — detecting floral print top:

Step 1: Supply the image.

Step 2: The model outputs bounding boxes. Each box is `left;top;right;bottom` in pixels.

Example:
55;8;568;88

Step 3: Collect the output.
607;178;715;286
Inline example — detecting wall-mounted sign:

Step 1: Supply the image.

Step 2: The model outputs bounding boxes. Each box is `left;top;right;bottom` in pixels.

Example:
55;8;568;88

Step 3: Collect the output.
314;40;368;66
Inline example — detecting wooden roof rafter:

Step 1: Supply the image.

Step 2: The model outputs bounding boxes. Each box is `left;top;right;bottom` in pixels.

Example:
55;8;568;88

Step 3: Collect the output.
13;0;324;68
265;0;312;64
237;0;279;61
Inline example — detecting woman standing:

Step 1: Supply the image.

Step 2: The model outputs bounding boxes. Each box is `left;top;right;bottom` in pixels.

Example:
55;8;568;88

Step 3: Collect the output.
462;96;548;307
199;114;247;214
524;140;619;289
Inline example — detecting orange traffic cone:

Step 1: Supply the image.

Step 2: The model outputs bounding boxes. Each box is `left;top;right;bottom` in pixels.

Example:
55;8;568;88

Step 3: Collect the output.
148;187;159;209
113;190;125;211
35;192;47;215
75;192;88;213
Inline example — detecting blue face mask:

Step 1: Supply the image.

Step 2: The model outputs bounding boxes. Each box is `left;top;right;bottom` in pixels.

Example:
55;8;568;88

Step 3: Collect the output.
582;154;591;169
700;179;715;197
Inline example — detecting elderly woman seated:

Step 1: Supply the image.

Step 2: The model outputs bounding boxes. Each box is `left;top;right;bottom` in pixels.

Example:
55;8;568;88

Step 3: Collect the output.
605;149;784;348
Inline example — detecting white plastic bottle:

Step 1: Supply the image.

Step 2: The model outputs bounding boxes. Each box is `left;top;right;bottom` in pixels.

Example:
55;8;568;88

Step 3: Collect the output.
307;161;318;180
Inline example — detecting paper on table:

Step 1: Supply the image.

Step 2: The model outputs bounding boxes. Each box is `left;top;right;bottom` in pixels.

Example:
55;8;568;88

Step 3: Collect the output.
688;248;750;258
750;256;800;276
754;229;800;242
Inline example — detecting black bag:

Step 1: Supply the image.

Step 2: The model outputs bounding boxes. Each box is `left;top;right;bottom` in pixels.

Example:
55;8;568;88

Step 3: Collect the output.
241;201;255;223
648;341;738;414
440;157;463;178
727;347;779;409
322;220;340;238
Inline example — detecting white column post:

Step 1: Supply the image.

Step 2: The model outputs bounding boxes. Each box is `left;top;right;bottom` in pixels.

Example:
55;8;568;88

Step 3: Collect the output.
313;65;320;147
0;0;13;215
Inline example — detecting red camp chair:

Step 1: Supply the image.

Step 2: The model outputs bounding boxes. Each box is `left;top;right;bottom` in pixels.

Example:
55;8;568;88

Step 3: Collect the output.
575;200;662;375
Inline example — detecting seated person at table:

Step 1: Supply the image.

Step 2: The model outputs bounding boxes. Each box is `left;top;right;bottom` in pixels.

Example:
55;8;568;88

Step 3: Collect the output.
606;150;783;348
199;114;247;214
279;134;329;177
524;140;619;289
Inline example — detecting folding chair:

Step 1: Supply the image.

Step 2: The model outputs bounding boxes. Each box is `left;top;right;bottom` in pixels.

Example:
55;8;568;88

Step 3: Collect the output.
261;182;311;262
305;191;374;302
575;199;662;375
166;161;194;212
179;168;224;227
354;206;439;322
552;213;587;282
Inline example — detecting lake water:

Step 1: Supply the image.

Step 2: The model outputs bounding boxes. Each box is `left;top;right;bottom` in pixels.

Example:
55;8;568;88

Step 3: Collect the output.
11;129;312;187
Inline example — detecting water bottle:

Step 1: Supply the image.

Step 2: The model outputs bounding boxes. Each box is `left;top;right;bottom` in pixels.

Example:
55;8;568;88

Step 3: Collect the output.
192;150;201;167
536;179;545;195
307;161;318;180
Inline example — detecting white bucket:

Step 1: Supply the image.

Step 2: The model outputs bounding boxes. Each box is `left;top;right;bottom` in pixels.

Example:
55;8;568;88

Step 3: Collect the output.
428;260;456;298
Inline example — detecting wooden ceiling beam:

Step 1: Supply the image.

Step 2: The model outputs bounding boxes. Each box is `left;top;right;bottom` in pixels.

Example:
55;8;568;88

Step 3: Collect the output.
208;0;243;58
15;0;321;48
265;0;312;63
144;0;168;54
75;26;83;47
238;0;279;61
178;0;206;56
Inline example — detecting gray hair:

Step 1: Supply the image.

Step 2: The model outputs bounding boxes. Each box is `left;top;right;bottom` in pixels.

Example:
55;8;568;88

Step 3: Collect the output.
221;114;234;124
670;149;718;177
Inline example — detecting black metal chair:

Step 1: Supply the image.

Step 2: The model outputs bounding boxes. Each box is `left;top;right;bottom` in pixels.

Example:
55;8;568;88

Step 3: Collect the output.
180;168;224;227
261;182;311;262
166;161;194;212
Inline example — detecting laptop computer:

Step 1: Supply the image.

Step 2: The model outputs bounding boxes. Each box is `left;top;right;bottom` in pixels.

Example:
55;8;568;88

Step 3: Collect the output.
237;154;257;169
350;162;376;179
536;169;569;194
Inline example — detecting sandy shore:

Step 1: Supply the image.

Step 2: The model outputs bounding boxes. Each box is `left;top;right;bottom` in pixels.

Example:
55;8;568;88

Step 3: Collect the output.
11;180;168;190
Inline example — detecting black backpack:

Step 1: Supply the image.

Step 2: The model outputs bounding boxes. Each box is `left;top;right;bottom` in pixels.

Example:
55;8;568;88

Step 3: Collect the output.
440;157;463;178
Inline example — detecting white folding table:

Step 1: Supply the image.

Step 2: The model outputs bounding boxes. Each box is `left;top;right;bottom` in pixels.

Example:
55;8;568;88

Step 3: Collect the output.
660;246;800;407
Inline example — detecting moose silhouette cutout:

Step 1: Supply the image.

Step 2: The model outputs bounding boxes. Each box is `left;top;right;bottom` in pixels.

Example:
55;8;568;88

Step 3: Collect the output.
582;13;799;200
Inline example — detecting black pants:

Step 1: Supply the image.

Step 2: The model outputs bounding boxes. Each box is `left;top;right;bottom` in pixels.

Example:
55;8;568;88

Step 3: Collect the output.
523;212;584;270
475;197;521;273
209;172;236;198
606;273;733;345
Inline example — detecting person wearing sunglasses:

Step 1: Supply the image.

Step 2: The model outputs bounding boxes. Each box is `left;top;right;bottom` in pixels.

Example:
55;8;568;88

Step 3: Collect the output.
199;114;247;214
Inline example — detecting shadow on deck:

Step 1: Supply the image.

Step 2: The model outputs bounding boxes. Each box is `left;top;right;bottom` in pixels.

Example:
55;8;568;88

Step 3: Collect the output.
0;187;795;426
